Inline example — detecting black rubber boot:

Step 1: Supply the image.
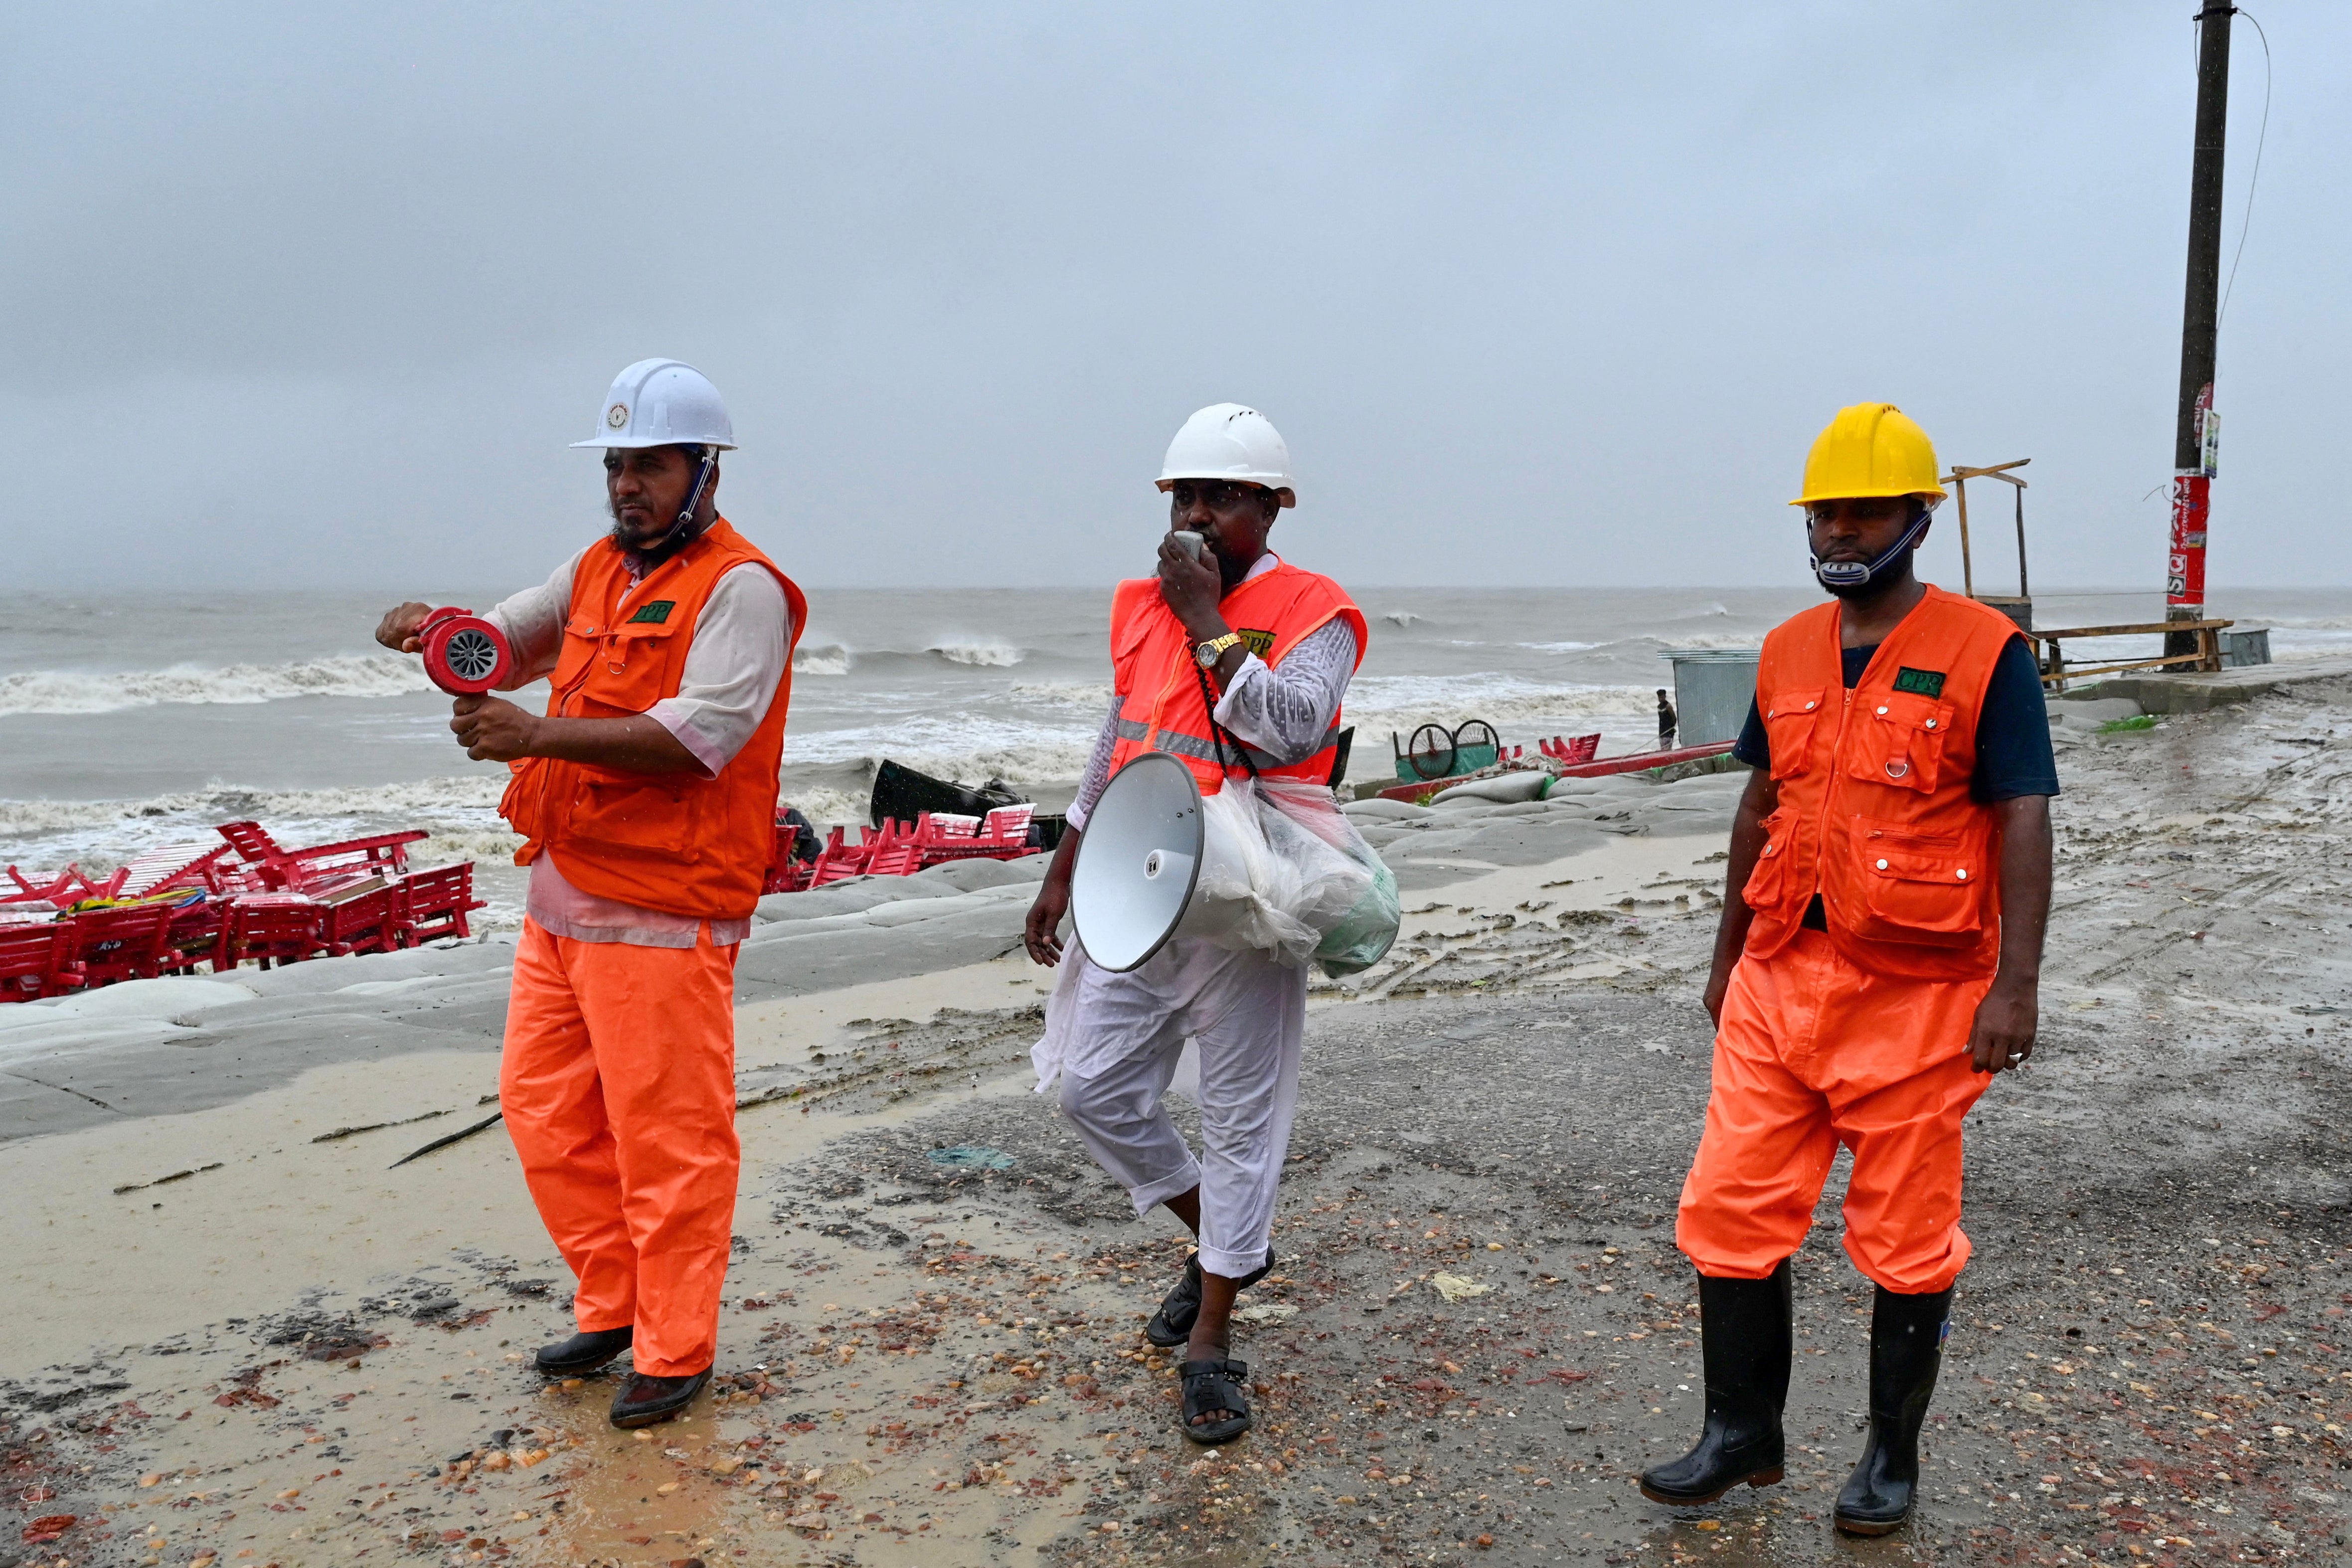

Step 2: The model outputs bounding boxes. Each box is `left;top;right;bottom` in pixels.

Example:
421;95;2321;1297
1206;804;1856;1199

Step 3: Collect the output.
533;1326;633;1376
609;1367;711;1428
1835;1285;1953;1536
1638;1262;1793;1506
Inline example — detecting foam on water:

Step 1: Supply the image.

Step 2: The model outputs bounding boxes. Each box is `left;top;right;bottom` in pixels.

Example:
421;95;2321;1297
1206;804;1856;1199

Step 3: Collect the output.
0;655;433;716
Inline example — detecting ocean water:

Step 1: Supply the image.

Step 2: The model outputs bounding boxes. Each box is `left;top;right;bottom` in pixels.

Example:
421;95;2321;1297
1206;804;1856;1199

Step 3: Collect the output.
6;584;2349;889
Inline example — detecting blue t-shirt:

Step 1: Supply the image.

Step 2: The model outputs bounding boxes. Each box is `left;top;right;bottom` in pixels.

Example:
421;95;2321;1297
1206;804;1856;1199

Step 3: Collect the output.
1732;636;2059;802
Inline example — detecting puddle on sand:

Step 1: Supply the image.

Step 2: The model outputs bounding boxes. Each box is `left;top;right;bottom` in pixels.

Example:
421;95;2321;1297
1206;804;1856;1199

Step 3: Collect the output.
530;1381;734;1564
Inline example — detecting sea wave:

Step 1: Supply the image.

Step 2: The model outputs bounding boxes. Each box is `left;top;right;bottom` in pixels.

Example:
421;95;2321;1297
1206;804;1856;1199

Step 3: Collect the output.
0;656;434;716
792;642;854;676
1007;681;1118;708
1637;632;1766;651
926;638;1026;668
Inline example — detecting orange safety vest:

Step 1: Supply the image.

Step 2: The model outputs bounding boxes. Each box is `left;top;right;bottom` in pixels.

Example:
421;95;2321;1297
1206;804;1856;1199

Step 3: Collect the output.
499;518;807;921
1740;585;2023;981
1105;561;1367;792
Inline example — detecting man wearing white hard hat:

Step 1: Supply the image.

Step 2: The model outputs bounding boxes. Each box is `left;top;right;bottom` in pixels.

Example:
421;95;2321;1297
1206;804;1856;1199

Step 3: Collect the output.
1024;404;1366;1444
374;359;805;1428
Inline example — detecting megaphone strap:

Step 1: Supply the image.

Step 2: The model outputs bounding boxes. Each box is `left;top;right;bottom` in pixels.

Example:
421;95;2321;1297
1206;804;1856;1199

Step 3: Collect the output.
1193;663;1258;781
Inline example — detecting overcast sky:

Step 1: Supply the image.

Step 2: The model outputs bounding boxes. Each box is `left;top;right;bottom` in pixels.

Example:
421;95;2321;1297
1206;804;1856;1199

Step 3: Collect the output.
7;1;2345;594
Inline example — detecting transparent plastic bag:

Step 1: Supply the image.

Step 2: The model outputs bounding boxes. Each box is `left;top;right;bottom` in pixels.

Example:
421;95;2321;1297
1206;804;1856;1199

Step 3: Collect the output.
1247;779;1401;977
1192;780;1354;966
1310;838;1401;977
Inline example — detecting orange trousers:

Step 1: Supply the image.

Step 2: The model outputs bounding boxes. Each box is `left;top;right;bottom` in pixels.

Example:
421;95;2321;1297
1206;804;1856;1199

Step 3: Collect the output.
501;919;739;1377
1675;929;1993;1294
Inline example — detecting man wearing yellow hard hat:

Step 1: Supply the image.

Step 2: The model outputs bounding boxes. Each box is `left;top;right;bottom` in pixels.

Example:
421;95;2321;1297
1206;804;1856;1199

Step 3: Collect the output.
1640;404;2055;1536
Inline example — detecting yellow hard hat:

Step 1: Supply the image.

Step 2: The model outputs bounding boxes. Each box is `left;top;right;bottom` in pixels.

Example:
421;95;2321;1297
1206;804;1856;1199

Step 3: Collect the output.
1790;403;1947;507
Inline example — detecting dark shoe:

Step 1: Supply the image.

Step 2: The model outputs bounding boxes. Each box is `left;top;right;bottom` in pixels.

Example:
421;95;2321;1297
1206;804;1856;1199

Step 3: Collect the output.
1176;1358;1253;1445
609;1367;712;1428
1145;1248;1276;1349
1638;1262;1793;1506
534;1326;633;1376
1835;1285;1953;1536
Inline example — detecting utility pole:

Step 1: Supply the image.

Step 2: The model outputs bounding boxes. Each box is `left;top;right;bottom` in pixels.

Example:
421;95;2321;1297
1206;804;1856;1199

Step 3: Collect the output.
2168;3;2234;657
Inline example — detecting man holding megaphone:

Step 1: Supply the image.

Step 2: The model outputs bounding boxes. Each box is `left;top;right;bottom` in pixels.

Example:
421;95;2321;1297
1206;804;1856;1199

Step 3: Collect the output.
1024;404;1367;1445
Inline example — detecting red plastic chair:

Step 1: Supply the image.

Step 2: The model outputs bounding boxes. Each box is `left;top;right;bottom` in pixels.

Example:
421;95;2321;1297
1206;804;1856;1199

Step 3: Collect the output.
214;895;325;972
320;882;400;957
4;866;81;905
808;826;879;887
395;864;481;946
215;820;429;893
67;904;173;988
0;922;83;1002
863;818;925;877
162;895;223;975
914;804;1037;868
116;841;238;898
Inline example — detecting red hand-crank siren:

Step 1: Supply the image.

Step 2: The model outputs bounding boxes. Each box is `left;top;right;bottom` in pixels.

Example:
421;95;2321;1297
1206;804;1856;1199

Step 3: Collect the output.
416;607;514;696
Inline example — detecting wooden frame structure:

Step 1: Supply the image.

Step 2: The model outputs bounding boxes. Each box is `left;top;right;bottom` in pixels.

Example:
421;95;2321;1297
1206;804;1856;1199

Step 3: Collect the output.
2028;618;2232;692
1943;456;2235;690
1947;459;2032;630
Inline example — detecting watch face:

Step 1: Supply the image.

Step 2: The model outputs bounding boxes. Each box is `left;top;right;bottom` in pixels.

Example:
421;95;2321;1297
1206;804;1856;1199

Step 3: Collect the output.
1196;643;1219;667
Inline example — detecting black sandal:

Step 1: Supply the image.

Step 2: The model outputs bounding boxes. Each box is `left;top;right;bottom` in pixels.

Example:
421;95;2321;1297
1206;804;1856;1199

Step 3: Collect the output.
1145;1248;1276;1349
1177;1358;1253;1445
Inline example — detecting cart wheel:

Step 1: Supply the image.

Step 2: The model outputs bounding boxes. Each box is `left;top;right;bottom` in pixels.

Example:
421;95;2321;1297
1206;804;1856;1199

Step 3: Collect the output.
1407;722;1457;779
418;609;513;696
1452;719;1500;757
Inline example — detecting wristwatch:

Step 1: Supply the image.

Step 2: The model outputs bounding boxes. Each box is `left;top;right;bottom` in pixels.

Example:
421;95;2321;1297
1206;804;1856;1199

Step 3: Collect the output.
1194;632;1243;668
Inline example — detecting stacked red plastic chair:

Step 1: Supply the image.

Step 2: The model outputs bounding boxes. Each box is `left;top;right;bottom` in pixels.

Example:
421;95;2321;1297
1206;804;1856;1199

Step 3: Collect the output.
396;864;482;946
1;924;83;1003
214;894;326;972
71;904;174;988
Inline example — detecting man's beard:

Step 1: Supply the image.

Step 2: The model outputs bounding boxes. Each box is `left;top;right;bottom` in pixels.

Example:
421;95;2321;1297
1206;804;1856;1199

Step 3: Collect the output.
609;506;705;574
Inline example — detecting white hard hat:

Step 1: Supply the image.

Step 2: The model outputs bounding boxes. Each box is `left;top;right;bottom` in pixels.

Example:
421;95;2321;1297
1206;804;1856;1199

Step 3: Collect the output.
1155;403;1293;494
572;358;737;450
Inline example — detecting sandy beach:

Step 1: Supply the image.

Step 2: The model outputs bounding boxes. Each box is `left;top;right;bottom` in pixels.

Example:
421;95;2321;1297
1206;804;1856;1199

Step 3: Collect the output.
5;671;2351;1568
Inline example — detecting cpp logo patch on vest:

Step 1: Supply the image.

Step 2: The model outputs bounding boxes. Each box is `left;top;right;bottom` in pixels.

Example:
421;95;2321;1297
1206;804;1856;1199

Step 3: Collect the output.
1892;667;1947;698
626;600;676;625
1236;628;1276;657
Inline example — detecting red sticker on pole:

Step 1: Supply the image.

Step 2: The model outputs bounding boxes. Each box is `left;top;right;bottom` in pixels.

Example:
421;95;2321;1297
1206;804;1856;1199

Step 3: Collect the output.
2167;473;2209;610
416;607;514;695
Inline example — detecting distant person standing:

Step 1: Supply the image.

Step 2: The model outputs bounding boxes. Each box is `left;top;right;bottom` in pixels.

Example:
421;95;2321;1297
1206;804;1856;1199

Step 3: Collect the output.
1023;404;1366;1446
1657;688;1679;748
375;360;804;1429
1641;404;2056;1535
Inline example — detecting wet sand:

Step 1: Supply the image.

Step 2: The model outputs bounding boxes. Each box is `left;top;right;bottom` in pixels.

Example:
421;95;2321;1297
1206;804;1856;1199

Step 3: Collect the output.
5;684;2351;1567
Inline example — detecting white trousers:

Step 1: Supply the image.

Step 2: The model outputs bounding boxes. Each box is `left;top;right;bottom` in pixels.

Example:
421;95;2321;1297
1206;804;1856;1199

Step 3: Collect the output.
1045;936;1306;1279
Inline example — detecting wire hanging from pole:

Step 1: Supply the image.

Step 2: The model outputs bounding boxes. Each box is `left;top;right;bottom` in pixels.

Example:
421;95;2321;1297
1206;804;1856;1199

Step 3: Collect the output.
2217;8;2272;332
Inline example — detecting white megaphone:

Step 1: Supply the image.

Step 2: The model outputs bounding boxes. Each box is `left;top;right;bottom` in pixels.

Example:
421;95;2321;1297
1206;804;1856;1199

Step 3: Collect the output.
1070;752;1255;972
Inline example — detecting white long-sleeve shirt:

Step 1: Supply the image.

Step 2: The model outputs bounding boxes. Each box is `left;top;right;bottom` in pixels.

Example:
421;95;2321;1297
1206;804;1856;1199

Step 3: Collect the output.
485;545;793;947
1067;554;1358;832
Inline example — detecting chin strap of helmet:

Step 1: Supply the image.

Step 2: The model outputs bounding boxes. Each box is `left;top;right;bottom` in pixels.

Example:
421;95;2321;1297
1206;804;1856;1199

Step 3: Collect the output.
1812;498;1934;590
636;445;718;566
